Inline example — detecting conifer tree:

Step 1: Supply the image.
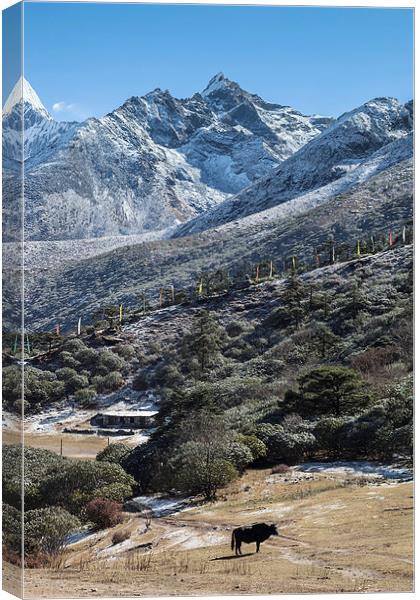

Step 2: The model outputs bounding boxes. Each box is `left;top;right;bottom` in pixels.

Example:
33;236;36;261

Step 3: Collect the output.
294;366;371;417
182;310;224;374
281;273;307;329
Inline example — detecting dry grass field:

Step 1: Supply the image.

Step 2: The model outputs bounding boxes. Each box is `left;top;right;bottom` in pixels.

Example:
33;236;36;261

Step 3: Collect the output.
14;468;413;598
2;430;139;460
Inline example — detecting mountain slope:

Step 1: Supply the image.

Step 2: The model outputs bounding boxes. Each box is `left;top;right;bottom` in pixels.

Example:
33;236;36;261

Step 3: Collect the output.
2;75;332;241
174;97;412;237
21;144;412;331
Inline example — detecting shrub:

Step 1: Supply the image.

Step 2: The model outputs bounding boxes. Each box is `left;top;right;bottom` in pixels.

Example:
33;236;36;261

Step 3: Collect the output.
226;320;248;338
3;445;65;510
63;338;87;353
132;370;150;391
171;440;237;501
96;443;131;465
24;507;80;556
236;434;267;461
153;363;185;388
93;482;133;503
58;351;80;369
75;347;99;368
375;423;413;459
93;371;124;393
271;464;290;474
255;422;316;463
314;416;348;456
2;503;21;553
39;459;135;515
112;529;131;545
55;367;78;381
74;387;97;404
84;498;123;529
96;350;125;375
66;374;89;394
114;344;137;360
225;442;253;472
351;345;401;376
3;367;66;412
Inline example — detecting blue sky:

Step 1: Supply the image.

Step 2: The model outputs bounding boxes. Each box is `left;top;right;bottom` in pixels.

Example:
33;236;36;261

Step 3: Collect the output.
13;2;415;121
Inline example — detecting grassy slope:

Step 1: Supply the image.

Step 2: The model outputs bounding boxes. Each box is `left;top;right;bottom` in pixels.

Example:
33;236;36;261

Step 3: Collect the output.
20;468;413;597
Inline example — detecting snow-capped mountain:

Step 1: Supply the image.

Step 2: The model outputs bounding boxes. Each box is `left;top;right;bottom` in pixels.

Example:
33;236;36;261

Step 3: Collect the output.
2;74;333;240
174;97;413;237
2;77;79;168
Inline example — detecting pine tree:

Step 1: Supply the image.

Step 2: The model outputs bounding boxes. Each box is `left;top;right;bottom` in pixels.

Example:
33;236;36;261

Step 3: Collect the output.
295;366;372;417
312;322;339;358
281;273;307;330
182;310;224;374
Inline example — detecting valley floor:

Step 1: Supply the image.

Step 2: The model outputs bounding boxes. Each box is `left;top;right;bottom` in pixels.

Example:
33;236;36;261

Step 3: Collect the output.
14;468;413;598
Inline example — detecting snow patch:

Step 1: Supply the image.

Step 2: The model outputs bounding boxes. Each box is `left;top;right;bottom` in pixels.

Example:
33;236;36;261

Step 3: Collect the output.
129;495;192;517
293;461;412;481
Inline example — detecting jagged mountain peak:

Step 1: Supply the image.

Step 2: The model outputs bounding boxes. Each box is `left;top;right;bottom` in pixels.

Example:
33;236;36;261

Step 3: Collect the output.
3;75;334;241
202;72;230;95
3;76;50;119
201;72;246;101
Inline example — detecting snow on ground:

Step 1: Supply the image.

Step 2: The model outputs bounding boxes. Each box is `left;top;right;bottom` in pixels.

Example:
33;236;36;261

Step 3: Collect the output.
242;505;292;519
17;230;170;275
67;529;102;546
4;386;160;435
179;530;227;550
96;537;140;559
129;495;192;517
156;527;227;551
293;461;413;481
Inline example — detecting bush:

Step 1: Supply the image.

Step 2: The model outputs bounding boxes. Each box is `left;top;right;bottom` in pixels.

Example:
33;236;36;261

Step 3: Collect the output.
271;464;290;474
171;440;237;501
255;422;316;463
226;320;250;338
3;445;65;510
132;370;150;391
58;351;80;369
92;371;124;393
2;503;21;553
351;345;401;377
66;374;89;394
225;442;253;472
39;459;135;515
63;338;87;353
25;507;80;556
96;443;131;465
236;434;267;461
75;347;99;368
93;482;133;503
74;387;97;404
153;363;185;388
3;366;66;412
375;423;413;459
114;345;137;360
112;529;131;545
84;498;123;529
94;351;125;376
56;367;78;381
314;416;348;456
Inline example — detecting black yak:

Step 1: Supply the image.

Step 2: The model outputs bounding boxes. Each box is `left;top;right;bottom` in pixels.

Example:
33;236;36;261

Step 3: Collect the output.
231;522;278;555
